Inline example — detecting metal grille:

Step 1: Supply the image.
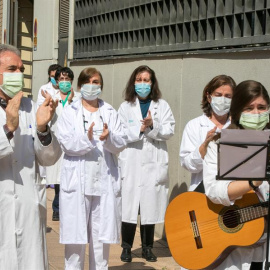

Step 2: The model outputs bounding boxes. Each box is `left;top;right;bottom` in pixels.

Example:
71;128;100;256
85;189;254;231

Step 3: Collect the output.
74;0;270;59
60;0;70;38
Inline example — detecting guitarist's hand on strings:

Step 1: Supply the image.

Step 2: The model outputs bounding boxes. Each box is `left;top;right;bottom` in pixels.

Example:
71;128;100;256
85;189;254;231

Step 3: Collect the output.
199;126;217;159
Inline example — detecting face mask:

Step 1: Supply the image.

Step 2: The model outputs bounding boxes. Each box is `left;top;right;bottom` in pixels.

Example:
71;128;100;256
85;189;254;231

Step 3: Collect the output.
81;84;102;101
239;110;270;130
210;96;231;116
0;72;24;98
135;83;151;98
58;81;72;93
50;77;57;86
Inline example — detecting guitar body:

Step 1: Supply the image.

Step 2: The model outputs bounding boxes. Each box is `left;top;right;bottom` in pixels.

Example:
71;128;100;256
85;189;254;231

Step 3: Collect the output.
165;192;265;270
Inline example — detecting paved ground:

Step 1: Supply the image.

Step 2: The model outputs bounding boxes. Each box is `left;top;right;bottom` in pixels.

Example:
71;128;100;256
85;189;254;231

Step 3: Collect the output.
46;188;181;270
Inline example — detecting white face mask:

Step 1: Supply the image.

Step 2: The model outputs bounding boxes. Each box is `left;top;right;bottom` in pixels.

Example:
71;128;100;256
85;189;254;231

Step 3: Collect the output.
210;96;231;116
81;84;101;101
0;72;24;98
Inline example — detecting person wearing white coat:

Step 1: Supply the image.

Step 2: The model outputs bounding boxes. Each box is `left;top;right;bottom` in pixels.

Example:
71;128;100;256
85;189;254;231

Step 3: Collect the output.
118;65;175;263
203;80;270;270
37;66;80;221
57;67;127;270
37;63;61;106
0;44;61;270
36;64;61;184
180;75;236;192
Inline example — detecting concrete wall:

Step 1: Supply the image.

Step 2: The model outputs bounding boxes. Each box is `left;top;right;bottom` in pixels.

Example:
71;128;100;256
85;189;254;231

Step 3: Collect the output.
69;49;270;237
32;0;59;101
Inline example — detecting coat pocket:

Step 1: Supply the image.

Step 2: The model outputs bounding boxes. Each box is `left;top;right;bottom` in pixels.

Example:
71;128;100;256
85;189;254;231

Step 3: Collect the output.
61;166;78;193
156;162;169;185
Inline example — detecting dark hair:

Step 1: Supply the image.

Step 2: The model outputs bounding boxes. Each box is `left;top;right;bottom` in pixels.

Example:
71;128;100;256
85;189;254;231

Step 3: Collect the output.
77;67;103;90
124;65;161;103
55;67;74;82
229;80;270;129
47;64;61;82
201;75;236;117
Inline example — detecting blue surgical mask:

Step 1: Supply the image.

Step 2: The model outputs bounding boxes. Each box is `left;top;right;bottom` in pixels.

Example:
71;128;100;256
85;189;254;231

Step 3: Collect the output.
135;83;151;98
50;77;57;86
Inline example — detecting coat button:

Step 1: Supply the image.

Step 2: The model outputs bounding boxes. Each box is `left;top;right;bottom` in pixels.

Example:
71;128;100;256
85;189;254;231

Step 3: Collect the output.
14;194;18;199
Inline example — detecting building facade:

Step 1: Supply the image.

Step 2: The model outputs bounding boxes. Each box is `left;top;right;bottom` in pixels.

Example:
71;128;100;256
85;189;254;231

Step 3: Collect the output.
2;0;270;237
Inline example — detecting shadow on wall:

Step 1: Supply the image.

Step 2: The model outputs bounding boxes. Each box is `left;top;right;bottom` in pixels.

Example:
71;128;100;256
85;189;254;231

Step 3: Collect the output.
161;182;188;240
169;182;188;204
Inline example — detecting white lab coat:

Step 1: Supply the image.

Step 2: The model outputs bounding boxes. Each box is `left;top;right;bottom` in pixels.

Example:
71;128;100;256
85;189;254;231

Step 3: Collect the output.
57;98;127;244
36;81;56;106
40;90;81;185
0;97;61;270
180;114;231;191
118;98;175;224
203;140;268;270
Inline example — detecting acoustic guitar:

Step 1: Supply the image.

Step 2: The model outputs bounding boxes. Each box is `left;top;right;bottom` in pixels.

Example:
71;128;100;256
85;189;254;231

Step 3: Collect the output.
165;191;268;270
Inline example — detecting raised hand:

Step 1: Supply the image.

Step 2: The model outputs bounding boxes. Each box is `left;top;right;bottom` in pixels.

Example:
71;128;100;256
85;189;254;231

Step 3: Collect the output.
88;122;95;140
36;92;58;132
99;123;109;141
6;91;23;132
141;110;153;128
41;89;52;99
199;126;217;159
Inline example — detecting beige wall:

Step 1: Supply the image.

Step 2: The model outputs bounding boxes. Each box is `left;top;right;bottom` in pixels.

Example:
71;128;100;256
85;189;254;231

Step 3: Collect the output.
0;0;3;44
67;49;270;237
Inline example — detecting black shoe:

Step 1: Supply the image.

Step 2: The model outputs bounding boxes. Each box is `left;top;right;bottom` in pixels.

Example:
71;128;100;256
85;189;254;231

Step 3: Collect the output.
120;248;132;262
142;248;157;262
52;211;59;221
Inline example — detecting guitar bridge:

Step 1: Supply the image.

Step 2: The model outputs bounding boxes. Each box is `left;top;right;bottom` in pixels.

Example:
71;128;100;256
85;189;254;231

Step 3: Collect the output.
189;210;203;249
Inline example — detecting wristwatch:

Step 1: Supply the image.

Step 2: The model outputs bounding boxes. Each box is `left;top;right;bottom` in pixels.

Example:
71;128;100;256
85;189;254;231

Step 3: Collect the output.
3;124;14;140
249;180;259;191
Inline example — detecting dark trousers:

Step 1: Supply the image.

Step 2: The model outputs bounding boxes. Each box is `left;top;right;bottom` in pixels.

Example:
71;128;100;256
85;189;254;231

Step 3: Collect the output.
52;184;60;212
250;262;263;270
121;222;155;249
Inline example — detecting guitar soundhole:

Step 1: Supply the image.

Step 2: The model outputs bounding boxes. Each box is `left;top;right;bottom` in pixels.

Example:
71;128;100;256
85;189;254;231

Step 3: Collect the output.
222;210;240;228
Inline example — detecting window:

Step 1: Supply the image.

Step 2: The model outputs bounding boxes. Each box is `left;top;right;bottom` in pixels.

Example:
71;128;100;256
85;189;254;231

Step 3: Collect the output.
74;0;270;59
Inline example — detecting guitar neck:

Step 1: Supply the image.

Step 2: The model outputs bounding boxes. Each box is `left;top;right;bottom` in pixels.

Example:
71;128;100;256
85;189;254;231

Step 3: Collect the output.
239;201;268;224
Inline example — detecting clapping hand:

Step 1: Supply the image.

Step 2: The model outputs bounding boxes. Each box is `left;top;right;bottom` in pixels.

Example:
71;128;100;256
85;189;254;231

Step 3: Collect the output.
99;123;109;141
140;110;153;132
37;91;58;132
6;91;23;132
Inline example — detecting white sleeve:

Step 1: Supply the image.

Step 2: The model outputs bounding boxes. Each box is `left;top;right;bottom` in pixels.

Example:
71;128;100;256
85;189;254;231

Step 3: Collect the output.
0;126;13;159
102;109;127;154
118;103;142;143
180;120;203;173
203;141;232;206
144;100;175;141
36;87;46;107
57;107;97;156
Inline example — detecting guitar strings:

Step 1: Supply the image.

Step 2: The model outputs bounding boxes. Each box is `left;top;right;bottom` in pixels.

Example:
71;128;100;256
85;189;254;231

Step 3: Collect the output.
187;205;267;236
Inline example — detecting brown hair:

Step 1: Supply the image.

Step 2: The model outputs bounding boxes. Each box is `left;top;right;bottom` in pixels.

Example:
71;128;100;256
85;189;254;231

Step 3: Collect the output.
77;67;103;90
123;65;161;103
229;80;270;129
201;75;236;117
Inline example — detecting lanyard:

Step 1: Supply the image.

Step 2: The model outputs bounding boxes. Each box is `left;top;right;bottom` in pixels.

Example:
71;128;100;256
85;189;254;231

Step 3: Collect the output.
61;91;71;107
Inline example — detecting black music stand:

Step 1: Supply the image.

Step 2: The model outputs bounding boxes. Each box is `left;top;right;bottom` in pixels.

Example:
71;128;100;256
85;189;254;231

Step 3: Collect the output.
216;129;270;270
